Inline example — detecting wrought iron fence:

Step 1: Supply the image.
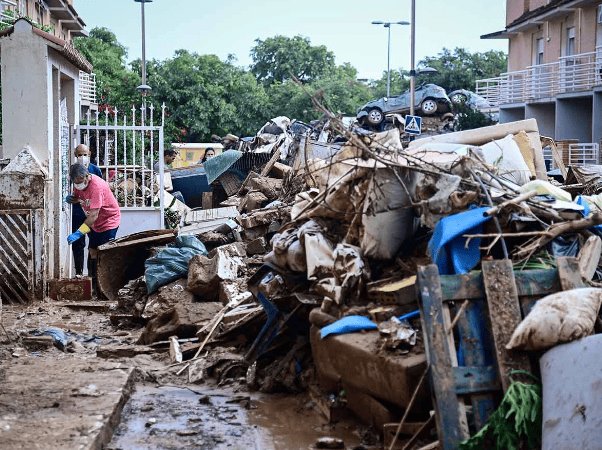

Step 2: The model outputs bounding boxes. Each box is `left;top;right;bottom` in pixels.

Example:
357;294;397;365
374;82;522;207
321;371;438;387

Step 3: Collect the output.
77;103;165;225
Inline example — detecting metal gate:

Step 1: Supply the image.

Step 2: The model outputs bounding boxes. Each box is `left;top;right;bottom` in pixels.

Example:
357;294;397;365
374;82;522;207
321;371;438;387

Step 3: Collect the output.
76;102;166;234
0;210;35;304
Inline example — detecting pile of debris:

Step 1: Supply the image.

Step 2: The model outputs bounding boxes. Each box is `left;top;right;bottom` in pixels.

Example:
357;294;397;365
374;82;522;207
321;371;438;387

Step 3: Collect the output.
96;116;602;449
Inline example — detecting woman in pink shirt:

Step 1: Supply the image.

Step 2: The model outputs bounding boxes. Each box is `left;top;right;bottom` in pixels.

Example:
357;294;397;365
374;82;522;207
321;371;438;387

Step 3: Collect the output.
66;163;121;295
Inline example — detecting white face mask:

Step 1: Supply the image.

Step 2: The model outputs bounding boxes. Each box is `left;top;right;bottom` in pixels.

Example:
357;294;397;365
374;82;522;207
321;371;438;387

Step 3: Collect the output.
73;180;88;191
76;155;90;167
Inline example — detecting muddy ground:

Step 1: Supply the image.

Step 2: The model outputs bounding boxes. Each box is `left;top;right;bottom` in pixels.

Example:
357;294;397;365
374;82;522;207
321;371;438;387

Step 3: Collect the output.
0;301;374;450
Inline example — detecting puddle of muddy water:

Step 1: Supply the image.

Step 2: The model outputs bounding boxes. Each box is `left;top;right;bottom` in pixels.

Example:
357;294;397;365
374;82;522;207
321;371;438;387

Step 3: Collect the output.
249;392;364;449
108;384;365;450
108;385;259;450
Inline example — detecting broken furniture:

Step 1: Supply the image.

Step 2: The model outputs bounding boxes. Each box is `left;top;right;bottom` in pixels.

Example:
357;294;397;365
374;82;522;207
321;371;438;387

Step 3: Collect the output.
97;229;177;301
417;256;585;449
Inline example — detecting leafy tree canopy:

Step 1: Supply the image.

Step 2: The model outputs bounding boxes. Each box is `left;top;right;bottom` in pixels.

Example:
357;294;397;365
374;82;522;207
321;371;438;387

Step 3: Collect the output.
250;35;336;85
74;27;139;110
69;28;507;143
152;50;270;142
417;47;507;92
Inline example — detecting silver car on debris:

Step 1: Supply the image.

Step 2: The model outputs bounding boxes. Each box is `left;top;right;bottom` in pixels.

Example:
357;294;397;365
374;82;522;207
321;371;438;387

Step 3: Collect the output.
357;83;452;126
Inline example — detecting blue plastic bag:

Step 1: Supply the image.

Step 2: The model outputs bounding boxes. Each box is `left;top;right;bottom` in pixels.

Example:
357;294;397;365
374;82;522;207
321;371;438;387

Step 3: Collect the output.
145;235;208;294
320;315;377;339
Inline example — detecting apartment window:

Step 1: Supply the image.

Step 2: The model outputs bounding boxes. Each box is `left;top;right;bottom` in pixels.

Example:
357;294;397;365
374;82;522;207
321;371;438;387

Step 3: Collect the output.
598;4;602;24
536;38;544;65
17;0;25;16
566;27;576;56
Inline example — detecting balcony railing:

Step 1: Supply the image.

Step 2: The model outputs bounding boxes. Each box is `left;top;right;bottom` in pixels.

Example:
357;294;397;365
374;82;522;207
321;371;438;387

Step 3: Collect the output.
568;143;600;166
79;71;97;104
476;47;602;106
0;0;17;25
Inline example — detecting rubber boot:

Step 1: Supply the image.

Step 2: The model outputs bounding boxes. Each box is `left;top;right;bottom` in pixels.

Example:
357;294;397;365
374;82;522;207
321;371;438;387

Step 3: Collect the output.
73;251;84;276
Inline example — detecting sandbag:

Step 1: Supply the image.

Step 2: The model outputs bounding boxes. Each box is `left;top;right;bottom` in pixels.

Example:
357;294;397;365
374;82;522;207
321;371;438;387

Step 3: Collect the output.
145;235;208;294
506;288;602;351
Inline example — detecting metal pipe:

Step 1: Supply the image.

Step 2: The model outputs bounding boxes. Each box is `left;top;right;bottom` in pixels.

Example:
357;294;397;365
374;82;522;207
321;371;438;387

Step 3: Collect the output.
372;20;408;98
409;0;416;116
141;0;146;86
386;24;391;97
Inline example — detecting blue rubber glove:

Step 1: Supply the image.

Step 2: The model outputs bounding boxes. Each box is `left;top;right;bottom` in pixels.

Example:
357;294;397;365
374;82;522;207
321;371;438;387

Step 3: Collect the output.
65;194;76;204
67;230;84;245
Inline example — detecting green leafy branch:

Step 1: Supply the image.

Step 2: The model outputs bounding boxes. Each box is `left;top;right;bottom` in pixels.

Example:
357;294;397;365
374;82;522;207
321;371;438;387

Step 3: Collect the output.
460;371;542;450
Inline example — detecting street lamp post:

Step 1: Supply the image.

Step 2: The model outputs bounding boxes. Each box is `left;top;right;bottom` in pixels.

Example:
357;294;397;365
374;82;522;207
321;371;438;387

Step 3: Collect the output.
134;0;152;97
409;0;416;115
371;20;410;98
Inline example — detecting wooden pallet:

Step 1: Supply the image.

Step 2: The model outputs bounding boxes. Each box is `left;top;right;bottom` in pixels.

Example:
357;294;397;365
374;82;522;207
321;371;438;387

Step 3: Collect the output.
417;257;584;449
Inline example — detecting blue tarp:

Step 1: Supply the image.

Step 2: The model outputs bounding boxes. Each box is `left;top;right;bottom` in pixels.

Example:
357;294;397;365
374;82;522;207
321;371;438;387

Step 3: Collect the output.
428;206;492;275
204;150;243;184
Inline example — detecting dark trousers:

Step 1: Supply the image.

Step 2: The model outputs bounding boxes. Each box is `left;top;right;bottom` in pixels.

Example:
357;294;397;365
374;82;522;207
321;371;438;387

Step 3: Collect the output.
71;214;87;276
88;227;118;297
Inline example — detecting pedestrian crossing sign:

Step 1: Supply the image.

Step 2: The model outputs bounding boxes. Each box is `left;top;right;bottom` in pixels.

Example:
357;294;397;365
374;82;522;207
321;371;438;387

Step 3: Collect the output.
404;115;422;135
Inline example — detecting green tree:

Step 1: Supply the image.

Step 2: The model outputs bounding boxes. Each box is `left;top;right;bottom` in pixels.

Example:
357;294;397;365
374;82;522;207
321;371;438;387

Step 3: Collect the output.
455;103;495;131
417;47;507;92
250;35;336;85
370;69;410;98
74;27;139;111
151;50;270;142
267;64;372;122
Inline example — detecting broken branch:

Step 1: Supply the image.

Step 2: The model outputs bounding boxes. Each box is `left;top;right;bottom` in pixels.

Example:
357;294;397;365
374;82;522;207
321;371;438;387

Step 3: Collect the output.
515;212;602;259
485;191;537;216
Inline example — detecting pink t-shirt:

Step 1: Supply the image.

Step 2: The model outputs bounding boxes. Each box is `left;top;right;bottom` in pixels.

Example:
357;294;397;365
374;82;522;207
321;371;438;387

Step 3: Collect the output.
74;174;121;232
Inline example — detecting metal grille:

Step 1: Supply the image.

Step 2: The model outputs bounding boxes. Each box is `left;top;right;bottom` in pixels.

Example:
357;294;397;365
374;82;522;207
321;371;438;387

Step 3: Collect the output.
77;103;165;228
569;143;600;166
79;71;97;104
0;210;33;304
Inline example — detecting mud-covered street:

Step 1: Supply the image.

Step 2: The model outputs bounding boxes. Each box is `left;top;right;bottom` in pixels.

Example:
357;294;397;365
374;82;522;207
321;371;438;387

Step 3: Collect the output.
0;302;370;450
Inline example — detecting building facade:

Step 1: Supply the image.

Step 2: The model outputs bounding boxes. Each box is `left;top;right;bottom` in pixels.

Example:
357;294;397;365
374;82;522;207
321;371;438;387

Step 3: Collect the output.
477;0;602;160
0;0;96;107
0;0;86;41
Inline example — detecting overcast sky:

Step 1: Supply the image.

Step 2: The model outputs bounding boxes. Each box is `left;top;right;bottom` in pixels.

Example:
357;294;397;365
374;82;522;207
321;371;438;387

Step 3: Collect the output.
75;0;508;80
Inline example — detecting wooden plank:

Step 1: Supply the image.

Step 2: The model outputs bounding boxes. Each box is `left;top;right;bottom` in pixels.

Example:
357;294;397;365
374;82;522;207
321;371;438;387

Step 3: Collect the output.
454;366;500;395
418;265;469;449
556;256;586;290
260;148;281;177
481;260;532;392
439;269;561;301
515;269;561;297
454;300;496;429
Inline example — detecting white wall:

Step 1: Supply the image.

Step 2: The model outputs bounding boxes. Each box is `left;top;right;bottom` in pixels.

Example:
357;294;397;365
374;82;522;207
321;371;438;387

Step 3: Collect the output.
1;21;51;167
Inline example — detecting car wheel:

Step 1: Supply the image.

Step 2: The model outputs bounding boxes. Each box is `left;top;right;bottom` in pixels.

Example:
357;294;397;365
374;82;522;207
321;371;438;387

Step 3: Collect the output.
450;93;468;104
366;108;384;125
420;98;438;115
